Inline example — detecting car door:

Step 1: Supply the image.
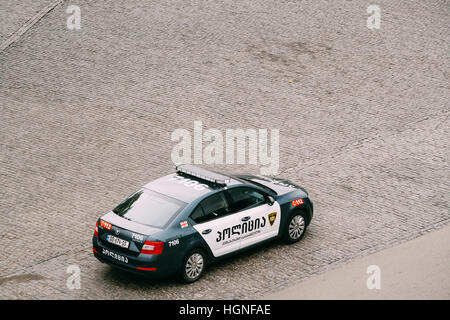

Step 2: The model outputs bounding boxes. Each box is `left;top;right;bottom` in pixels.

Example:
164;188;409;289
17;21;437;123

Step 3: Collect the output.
227;187;281;249
191;191;242;257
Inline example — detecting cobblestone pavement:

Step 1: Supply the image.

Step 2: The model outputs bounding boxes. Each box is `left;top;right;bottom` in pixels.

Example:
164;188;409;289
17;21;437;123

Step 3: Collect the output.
0;1;57;45
0;0;449;299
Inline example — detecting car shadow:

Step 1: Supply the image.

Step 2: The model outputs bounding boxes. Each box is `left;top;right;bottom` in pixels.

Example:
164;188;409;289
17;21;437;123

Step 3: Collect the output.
100;237;284;289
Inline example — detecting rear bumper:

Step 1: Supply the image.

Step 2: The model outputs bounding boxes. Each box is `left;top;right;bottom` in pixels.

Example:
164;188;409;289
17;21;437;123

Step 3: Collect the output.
92;236;179;278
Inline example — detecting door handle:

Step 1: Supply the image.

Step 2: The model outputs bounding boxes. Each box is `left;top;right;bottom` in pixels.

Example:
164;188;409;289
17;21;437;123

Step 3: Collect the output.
241;216;251;222
202;229;212;235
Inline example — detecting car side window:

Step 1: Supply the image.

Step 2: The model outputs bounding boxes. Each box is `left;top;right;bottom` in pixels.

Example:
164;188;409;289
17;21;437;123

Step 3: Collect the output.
228;188;267;213
191;192;230;223
190;205;205;223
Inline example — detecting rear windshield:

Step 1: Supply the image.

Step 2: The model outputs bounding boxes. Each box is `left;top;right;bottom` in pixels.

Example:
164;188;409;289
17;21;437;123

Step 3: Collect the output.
112;189;186;228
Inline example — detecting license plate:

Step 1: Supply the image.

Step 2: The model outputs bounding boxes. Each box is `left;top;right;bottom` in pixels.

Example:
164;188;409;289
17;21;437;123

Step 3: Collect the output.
106;235;129;248
102;248;129;264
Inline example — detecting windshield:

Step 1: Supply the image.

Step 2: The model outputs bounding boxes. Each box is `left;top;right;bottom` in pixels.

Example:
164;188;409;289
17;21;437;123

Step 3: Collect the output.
234;176;277;195
112;189;186;228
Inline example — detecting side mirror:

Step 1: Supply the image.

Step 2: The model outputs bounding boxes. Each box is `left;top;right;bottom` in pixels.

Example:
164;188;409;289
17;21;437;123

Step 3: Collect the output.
267;196;275;206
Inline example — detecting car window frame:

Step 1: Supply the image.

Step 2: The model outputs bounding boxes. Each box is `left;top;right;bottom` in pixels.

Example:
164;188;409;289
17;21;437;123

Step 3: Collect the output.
189;204;206;223
226;186;270;214
189;191;233;224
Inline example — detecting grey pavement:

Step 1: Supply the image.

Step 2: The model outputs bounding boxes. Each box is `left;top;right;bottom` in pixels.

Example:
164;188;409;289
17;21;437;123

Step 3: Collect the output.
0;1;58;45
265;223;450;299
0;0;449;299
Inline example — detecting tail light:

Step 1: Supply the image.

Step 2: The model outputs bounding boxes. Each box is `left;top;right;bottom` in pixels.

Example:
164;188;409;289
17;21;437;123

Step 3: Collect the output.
140;241;164;255
94;221;99;237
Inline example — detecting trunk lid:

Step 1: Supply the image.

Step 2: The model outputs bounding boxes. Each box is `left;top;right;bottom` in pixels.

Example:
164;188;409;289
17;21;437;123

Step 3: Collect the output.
97;211;162;256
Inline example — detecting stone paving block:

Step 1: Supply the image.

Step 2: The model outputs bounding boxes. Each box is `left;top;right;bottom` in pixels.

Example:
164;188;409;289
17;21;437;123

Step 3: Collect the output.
0;0;448;299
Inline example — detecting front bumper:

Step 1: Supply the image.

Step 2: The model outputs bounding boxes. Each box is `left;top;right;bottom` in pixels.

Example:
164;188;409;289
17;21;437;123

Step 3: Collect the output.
92;236;179;278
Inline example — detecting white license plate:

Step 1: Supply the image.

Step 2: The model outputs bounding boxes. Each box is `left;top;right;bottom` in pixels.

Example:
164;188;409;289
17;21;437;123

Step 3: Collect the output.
106;235;129;248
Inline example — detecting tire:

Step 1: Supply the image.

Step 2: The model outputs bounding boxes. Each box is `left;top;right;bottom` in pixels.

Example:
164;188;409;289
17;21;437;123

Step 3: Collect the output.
179;249;206;283
282;212;307;244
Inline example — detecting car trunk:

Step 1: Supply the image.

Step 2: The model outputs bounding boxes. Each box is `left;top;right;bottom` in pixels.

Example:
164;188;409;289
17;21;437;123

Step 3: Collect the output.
97;211;161;256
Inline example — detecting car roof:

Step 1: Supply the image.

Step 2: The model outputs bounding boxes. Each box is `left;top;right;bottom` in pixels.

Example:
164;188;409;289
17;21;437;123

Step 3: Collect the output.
143;172;242;203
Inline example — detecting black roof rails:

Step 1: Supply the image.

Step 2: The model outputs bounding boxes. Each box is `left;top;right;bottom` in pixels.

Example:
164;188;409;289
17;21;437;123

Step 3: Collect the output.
175;164;230;187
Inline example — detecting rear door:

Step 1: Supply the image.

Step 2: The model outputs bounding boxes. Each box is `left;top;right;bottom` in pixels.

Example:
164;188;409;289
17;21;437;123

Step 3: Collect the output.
227;187;281;248
191;192;242;257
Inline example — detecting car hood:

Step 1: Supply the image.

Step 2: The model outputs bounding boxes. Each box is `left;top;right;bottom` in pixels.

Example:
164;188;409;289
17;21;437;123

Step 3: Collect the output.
238;175;308;196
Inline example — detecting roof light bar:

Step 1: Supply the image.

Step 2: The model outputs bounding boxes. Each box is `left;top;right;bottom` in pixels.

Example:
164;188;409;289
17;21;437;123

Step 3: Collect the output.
175;164;230;186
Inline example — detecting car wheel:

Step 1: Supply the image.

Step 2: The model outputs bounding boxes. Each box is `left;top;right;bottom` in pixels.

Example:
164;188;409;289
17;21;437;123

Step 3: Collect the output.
282;212;307;244
180;249;206;283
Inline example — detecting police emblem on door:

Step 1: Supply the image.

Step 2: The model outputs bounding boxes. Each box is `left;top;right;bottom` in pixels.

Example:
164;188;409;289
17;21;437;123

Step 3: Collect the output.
268;212;277;226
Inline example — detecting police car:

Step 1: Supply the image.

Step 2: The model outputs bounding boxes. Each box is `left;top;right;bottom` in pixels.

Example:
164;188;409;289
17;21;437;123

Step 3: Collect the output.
93;164;313;283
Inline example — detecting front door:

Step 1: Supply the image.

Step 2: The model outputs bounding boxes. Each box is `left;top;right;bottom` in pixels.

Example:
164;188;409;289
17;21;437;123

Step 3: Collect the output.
227;187;281;248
